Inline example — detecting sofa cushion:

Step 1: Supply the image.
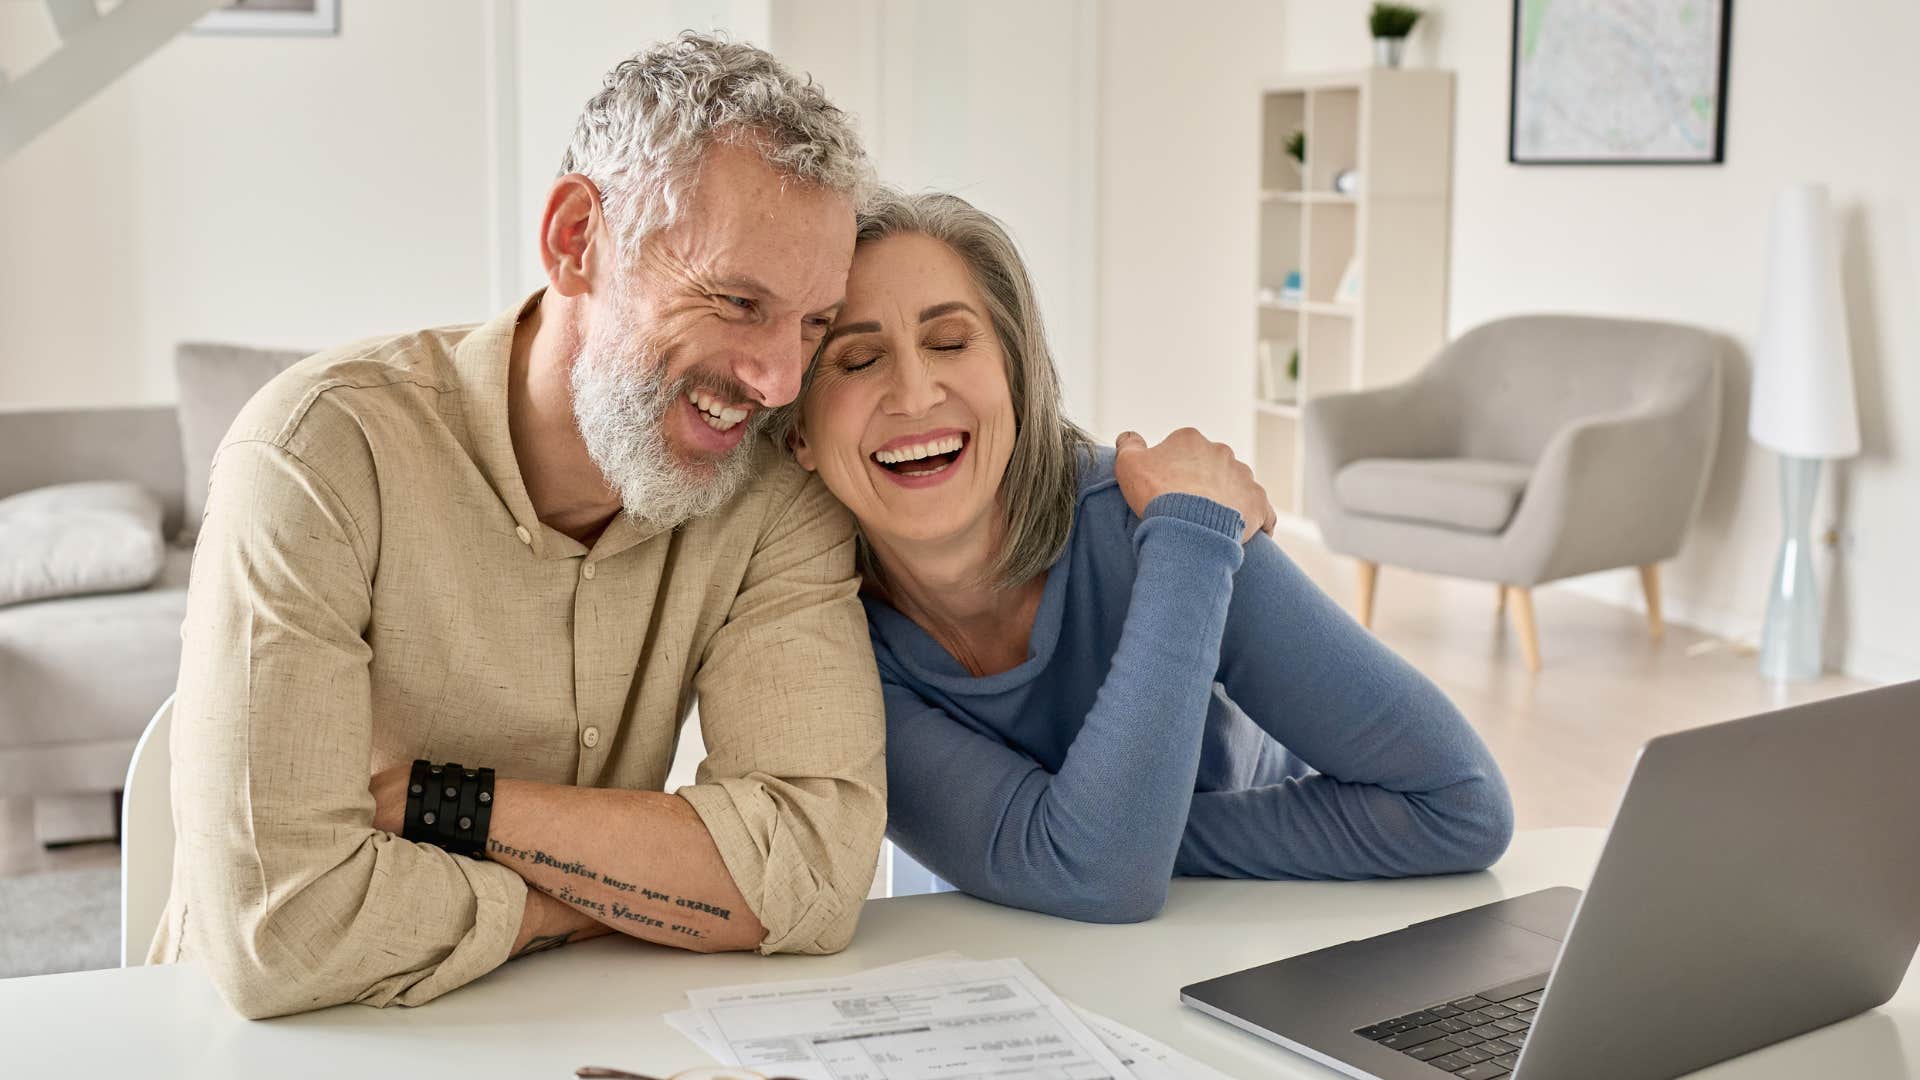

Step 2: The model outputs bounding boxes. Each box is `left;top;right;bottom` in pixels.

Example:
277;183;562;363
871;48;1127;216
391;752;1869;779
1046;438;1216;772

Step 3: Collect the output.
175;342;307;539
1335;458;1533;534
0;544;189;750
0;482;166;607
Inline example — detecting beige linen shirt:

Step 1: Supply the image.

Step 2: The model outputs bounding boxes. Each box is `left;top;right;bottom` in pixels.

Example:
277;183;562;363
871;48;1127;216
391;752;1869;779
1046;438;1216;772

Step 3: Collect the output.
152;294;885;1018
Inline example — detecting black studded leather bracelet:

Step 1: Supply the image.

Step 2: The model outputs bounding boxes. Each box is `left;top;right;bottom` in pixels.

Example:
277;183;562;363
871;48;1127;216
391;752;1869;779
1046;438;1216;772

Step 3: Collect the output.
402;759;495;858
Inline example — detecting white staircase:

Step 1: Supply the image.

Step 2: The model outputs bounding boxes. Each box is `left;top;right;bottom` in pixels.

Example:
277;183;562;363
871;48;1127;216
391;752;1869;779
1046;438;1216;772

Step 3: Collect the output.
0;0;226;162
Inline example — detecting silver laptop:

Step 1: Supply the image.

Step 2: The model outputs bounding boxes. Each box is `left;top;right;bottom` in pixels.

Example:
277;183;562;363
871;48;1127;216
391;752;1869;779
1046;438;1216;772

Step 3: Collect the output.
1181;679;1920;1080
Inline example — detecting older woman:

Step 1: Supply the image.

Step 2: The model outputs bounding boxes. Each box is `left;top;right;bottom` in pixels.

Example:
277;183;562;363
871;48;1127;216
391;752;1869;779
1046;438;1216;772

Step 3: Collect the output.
783;190;1513;923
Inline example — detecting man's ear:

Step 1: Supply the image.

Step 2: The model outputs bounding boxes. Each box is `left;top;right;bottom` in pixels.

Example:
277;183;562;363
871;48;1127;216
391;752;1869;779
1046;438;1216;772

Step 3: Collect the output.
789;425;818;472
539;174;608;298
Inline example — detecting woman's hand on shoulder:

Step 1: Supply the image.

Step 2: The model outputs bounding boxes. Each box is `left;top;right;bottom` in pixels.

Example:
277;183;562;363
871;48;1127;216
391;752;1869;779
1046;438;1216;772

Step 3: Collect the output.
1113;428;1277;544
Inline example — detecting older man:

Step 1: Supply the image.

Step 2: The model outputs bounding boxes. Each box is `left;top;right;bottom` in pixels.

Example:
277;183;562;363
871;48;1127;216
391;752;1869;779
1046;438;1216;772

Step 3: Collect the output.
154;34;884;1018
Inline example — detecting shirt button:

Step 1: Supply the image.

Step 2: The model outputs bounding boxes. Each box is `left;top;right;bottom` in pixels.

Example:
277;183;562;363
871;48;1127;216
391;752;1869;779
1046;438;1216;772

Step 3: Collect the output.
515;526;532;545
581;726;600;749
582;562;596;580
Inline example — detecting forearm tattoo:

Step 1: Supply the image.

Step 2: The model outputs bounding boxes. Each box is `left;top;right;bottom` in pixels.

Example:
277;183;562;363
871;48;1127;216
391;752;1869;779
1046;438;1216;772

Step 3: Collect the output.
488;837;731;940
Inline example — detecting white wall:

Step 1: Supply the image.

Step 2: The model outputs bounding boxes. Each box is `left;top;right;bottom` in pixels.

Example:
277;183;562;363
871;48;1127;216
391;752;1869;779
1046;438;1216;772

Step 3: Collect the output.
1094;0;1291;462
1;0;1095;419
510;0;772;300
0;0;775;410
1268;1;1920;680
0;1;496;407
770;0;1101;426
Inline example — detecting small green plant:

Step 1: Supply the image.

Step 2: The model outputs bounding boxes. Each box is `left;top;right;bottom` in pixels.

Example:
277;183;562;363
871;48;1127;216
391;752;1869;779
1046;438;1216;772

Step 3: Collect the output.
1285;130;1306;165
1370;3;1422;38
1288;348;1301;382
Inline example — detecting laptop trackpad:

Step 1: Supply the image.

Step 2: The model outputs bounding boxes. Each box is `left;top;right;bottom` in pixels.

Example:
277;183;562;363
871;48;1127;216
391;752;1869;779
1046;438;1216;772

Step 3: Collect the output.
1309;888;1579;1006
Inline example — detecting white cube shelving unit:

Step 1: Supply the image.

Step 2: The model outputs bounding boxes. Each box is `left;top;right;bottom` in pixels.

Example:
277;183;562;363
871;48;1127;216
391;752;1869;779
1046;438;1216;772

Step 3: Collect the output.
1253;69;1455;517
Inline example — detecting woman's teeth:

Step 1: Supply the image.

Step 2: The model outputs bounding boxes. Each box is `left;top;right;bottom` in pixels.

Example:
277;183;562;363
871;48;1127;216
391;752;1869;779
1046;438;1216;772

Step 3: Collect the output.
873;434;965;465
688;390;748;431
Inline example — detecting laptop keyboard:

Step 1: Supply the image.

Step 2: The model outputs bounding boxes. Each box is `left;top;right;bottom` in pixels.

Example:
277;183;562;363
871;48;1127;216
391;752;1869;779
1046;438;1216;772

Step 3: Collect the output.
1352;976;1547;1078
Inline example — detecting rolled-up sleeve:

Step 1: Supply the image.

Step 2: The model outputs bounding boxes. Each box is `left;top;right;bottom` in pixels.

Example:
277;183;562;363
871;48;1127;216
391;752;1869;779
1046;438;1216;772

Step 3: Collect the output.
170;436;527;1019
677;472;886;955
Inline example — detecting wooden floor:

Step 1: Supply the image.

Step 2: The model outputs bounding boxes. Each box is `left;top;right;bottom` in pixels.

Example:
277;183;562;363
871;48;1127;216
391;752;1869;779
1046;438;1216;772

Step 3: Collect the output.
1281;536;1869;830
0;536;1871;880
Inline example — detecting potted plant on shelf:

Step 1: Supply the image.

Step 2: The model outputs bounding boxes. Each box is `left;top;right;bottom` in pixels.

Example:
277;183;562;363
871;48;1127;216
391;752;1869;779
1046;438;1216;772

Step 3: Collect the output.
1285;129;1306;181
1369;3;1421;68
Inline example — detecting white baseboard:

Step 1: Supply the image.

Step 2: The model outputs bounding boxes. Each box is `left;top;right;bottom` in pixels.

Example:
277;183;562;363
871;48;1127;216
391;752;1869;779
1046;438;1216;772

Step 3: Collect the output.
1281;512;1917;684
1553;575;1916;685
1827;638;1920;685
1269;513;1322;546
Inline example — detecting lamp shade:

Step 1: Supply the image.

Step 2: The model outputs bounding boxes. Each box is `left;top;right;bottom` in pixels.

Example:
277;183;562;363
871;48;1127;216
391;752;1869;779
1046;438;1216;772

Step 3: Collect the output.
1749;183;1860;459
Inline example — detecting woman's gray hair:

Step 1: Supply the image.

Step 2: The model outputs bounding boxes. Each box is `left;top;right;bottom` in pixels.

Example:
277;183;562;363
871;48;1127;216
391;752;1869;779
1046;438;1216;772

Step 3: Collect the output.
782;189;1094;591
559;31;874;252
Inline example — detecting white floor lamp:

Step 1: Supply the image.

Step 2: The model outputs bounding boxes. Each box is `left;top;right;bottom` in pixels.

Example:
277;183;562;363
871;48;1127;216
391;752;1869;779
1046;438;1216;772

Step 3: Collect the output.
1748;183;1860;681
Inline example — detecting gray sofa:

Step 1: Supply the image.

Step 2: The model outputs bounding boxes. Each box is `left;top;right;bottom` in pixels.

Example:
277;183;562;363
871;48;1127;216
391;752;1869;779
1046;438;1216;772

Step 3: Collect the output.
0;406;191;839
1;344;303;843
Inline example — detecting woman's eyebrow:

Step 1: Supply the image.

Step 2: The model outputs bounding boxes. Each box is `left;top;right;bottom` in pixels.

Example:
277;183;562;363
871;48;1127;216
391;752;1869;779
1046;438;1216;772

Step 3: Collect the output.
823;300;977;347
822;320;882;347
918;301;979;322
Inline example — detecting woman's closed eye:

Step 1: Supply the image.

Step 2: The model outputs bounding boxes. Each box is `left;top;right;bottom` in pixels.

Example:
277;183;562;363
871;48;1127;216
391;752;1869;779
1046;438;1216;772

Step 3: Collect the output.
836;349;881;373
922;319;980;353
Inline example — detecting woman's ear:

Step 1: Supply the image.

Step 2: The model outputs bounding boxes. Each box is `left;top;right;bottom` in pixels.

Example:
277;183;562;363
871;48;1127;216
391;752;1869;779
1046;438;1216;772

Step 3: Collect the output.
788;426;818;472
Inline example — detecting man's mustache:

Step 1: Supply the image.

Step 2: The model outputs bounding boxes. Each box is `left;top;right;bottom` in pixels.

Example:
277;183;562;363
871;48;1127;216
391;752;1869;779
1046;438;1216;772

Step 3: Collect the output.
673;370;761;411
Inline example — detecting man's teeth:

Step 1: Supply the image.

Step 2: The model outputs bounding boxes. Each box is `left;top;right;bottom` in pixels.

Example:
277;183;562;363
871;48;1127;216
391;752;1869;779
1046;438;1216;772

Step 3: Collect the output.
687;390;748;431
874;434;965;465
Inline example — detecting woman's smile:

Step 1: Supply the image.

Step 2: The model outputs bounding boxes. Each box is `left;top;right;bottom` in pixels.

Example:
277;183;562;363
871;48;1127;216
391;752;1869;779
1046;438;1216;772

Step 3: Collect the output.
869;429;972;488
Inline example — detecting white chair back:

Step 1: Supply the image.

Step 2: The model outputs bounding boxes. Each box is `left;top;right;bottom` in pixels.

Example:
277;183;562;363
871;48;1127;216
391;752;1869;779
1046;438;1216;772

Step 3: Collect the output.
121;695;175;967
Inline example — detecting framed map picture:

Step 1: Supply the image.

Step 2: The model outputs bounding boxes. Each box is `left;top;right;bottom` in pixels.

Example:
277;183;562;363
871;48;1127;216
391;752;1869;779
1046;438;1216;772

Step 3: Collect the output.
1510;0;1732;164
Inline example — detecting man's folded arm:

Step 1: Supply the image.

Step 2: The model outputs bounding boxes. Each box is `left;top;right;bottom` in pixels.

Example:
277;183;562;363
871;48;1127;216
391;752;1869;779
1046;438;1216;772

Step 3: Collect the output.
677;469;887;955
468;469;886;955
172;436;531;1019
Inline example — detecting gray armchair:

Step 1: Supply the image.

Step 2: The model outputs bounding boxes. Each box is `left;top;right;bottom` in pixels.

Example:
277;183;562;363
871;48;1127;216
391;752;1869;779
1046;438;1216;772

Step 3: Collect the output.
1303;314;1726;671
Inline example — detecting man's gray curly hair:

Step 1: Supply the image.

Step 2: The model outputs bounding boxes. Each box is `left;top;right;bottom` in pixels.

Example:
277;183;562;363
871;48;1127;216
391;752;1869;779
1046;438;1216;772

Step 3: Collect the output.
558;31;874;253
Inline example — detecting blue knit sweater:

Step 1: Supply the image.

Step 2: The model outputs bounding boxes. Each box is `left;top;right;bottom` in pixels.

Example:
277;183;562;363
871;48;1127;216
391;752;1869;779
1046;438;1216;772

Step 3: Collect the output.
868;448;1515;923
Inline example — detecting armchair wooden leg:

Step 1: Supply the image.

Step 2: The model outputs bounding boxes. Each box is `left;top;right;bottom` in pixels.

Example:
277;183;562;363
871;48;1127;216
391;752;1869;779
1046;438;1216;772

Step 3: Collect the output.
1496;584;1508;613
1639;564;1665;641
1356;560;1379;629
1507;586;1542;673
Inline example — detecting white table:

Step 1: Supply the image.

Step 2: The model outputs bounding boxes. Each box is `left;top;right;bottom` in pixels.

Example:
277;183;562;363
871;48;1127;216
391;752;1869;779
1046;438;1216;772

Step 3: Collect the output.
3;828;1914;1077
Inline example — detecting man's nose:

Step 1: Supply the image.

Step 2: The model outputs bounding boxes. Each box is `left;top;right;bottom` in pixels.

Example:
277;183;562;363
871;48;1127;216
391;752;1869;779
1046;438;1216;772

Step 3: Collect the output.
732;317;807;408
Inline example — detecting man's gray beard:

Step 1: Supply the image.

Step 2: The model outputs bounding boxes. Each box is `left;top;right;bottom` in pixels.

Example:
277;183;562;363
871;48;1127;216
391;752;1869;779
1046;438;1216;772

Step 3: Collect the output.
569;311;764;530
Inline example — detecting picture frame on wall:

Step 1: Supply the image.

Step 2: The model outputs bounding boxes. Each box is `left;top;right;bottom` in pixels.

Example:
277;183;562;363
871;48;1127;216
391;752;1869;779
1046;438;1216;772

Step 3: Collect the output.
1509;0;1732;165
195;0;340;37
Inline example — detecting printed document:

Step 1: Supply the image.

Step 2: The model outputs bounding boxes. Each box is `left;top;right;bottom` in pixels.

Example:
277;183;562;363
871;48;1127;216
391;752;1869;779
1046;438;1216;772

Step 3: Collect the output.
664;954;1239;1079
675;957;1131;1079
